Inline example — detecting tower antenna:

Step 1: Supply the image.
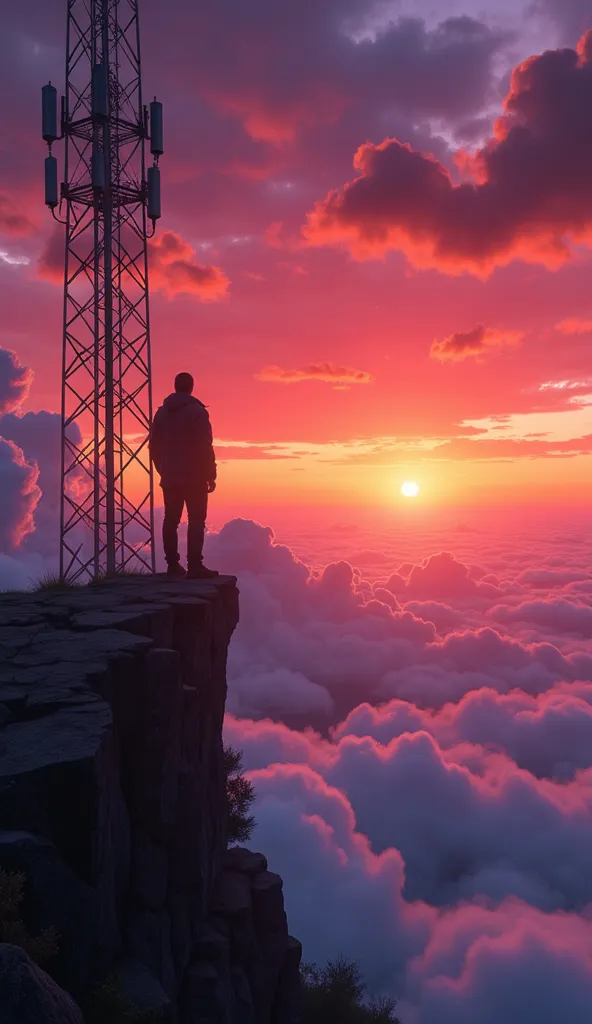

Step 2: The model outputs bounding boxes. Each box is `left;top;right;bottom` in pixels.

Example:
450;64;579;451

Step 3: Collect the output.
42;0;163;581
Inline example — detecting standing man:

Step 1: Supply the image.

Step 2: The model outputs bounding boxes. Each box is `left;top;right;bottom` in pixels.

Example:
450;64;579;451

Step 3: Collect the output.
150;372;219;578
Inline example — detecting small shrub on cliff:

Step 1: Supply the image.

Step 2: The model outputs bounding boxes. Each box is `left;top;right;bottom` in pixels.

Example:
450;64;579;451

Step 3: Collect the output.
224;745;255;844
0;867;60;967
301;956;401;1023
82;974;164;1023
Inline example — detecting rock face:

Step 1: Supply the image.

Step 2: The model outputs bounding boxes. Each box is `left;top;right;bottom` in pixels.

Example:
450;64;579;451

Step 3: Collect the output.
0;576;301;1022
0;943;84;1024
183;849;302;1024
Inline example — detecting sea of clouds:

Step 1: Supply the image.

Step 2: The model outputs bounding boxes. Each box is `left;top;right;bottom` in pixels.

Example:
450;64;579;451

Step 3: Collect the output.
202;513;592;1023
2;342;592;1019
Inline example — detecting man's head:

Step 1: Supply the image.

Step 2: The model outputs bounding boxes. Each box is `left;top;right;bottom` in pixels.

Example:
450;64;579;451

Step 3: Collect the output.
174;372;194;394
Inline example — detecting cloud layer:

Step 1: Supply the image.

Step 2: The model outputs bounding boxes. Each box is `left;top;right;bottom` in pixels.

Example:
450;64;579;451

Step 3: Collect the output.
201;516;592;1019
304;32;592;276
3;3;592;1016
170;3;507;142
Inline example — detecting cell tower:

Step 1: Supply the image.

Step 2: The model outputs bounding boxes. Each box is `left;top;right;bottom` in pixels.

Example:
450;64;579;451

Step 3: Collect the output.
41;0;163;582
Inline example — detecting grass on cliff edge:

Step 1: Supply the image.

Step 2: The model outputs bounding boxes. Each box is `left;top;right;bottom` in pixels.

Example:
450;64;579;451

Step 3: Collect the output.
32;570;78;592
31;567;151;592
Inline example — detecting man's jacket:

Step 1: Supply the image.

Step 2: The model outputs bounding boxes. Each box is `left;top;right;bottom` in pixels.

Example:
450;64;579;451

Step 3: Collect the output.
149;392;217;488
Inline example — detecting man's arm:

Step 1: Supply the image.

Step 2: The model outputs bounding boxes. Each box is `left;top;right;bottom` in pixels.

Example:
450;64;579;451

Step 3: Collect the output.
207;450;217;492
196;406;217;489
205;411;217;488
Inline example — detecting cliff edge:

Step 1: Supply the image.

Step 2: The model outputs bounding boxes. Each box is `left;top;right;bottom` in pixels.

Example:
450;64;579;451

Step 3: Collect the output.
0;576;301;1023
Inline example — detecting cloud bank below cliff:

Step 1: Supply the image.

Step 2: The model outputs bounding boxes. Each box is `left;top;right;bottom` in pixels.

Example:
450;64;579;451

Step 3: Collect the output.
202;515;592;1022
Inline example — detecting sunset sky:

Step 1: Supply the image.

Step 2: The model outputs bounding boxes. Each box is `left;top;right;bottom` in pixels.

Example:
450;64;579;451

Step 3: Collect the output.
5;5;592;1020
2;0;592;516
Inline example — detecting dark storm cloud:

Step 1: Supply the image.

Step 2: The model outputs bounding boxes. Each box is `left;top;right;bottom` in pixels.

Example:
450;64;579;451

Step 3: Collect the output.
0;437;40;550
0;347;83;566
304;32;592;276
0;349;33;414
0;2;510;255
0;409;83;556
142;1;508;142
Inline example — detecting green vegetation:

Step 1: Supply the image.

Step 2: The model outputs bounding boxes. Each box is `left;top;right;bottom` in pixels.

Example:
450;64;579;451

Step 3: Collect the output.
0;868;160;1022
82;975;164;1024
0;867;59;967
224;744;255;844
302;957;402;1024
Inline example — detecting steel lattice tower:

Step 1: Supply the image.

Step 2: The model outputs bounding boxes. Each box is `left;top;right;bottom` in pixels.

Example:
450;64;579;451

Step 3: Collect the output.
42;0;163;581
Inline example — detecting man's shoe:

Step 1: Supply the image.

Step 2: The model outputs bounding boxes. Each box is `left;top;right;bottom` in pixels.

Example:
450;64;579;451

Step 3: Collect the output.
166;562;187;578
187;564;219;579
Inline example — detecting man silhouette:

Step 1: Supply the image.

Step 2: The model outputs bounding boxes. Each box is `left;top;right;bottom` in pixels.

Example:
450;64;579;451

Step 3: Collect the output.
150;372;219;578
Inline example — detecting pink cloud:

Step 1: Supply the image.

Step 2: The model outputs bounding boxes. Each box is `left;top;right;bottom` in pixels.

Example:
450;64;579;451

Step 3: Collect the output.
404;552;501;599
148;230;230;301
407;902;592;1024
556;316;592;334
491;598;592;636
335;682;592;781
256;363;374;384
430;325;524;363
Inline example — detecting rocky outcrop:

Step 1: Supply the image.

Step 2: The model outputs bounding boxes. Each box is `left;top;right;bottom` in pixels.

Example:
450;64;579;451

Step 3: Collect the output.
180;847;302;1024
0;943;84;1024
0;576;301;1022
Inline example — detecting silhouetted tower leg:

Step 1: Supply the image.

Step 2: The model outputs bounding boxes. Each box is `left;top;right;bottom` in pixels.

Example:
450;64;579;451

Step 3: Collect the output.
42;0;163;582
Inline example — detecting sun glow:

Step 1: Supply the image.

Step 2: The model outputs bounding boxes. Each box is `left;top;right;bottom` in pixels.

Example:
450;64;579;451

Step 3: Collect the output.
401;480;420;498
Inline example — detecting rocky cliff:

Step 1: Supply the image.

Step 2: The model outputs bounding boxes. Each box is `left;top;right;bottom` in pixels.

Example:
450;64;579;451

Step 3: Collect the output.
0;576;301;1023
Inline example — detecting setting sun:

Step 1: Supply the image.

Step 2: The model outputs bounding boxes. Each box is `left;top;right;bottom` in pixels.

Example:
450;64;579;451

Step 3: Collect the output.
401;481;420;498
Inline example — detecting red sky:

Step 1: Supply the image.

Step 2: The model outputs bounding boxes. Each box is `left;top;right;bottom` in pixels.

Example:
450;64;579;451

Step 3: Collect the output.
1;0;592;513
